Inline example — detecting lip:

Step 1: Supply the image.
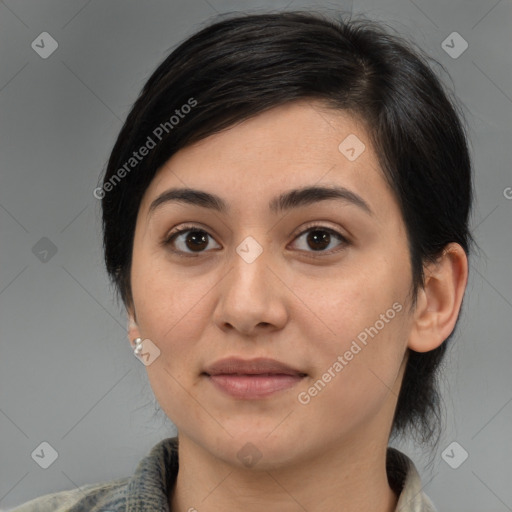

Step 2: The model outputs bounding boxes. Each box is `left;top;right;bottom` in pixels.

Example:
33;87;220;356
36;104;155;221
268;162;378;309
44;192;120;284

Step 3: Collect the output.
203;357;307;399
204;357;305;376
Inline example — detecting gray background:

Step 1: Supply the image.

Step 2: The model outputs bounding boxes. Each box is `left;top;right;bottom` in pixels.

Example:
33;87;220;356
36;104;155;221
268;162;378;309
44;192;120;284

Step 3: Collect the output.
1;0;511;511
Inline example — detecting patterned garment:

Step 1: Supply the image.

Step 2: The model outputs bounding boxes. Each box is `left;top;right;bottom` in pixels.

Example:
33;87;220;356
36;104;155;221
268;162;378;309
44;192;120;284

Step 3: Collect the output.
9;437;437;511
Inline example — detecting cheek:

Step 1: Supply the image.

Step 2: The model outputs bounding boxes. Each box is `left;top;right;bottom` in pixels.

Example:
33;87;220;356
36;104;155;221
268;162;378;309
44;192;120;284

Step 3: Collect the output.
293;256;409;412
129;230;221;429
133;271;207;347
293;253;407;346
297;313;408;436
131;263;213;429
132;237;189;319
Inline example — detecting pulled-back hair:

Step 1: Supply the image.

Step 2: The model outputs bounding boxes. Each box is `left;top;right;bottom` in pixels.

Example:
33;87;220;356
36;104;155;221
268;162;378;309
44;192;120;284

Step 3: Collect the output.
100;11;473;446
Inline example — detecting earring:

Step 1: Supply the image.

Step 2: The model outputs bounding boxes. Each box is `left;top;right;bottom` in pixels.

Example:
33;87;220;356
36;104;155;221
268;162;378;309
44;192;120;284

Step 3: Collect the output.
133;337;143;356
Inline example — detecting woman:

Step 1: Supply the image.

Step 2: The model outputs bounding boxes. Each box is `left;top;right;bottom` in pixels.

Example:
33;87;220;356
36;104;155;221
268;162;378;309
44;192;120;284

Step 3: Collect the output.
12;10;472;512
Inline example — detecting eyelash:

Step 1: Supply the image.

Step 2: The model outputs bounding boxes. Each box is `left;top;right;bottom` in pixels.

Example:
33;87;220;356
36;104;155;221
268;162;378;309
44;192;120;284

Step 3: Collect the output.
162;222;350;259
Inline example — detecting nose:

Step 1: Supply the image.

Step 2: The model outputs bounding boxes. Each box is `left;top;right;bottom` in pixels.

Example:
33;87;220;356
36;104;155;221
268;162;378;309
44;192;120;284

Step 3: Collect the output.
212;238;289;337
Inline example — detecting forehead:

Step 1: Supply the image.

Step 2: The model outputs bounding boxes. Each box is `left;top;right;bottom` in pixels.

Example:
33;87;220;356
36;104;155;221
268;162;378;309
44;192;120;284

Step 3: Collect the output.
140;100;396;221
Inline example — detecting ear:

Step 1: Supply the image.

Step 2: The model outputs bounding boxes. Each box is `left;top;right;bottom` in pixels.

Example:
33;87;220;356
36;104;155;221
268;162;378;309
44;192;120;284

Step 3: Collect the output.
127;307;142;351
408;243;468;353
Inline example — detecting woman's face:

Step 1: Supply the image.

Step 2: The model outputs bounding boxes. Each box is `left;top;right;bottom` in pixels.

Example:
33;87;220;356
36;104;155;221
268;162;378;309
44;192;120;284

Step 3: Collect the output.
129;101;416;468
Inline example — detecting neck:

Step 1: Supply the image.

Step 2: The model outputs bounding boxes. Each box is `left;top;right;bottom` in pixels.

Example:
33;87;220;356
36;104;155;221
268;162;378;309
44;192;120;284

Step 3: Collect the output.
169;432;398;512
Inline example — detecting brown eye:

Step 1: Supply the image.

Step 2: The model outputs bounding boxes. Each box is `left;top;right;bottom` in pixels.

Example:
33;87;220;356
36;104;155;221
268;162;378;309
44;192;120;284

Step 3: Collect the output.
291;226;348;254
164;224;348;258
183;230;209;251
165;227;221;255
306;230;331;251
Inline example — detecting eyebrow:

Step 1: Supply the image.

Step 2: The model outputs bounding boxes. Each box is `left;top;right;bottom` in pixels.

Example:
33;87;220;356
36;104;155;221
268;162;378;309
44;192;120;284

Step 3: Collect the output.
148;185;373;217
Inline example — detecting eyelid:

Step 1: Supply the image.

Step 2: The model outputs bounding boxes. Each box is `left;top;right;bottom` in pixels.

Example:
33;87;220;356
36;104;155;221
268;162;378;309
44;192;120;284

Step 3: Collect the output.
162;222;220;256
288;222;350;256
289;221;349;242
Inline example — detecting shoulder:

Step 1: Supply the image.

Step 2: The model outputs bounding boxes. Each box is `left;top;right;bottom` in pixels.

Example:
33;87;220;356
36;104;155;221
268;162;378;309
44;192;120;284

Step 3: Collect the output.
8;436;180;512
387;447;438;512
8;476;130;512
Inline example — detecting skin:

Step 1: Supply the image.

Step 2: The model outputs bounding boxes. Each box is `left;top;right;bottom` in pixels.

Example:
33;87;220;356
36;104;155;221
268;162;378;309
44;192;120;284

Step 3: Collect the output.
127;100;468;512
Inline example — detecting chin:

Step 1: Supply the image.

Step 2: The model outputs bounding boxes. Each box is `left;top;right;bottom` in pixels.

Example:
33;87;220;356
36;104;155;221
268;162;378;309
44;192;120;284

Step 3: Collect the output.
206;427;305;470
